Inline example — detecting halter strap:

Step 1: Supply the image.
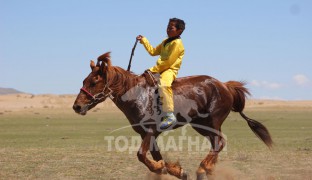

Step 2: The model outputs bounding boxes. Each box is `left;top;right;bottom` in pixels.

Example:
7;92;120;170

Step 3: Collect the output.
80;63;114;102
80;84;114;104
80;87;96;99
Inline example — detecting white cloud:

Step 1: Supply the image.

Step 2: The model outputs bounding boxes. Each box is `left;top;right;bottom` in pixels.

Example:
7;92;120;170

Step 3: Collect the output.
250;80;283;89
293;74;310;86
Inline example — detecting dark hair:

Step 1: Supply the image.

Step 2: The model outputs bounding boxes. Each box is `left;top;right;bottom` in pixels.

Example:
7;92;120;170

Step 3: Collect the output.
169;18;185;33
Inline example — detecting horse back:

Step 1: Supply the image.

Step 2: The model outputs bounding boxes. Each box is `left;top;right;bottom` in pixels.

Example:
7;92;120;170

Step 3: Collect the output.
172;75;233;114
172;75;226;93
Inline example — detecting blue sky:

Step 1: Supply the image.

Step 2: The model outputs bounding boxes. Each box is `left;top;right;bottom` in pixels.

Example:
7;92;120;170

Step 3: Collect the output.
1;0;311;100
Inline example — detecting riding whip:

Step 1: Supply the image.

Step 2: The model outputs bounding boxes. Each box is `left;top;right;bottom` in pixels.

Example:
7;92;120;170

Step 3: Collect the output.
127;39;139;71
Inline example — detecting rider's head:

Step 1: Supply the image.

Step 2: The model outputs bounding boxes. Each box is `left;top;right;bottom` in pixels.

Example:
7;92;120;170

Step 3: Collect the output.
167;18;185;37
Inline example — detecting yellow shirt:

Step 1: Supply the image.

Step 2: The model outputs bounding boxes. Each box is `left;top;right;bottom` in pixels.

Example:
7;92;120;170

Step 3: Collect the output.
140;37;184;74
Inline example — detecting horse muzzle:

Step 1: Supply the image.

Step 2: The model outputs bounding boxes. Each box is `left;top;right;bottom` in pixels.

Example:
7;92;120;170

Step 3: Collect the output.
73;104;88;115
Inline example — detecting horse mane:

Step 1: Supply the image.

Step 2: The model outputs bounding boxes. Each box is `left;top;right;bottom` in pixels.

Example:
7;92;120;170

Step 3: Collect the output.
97;52;140;97
107;66;139;97
97;52;112;66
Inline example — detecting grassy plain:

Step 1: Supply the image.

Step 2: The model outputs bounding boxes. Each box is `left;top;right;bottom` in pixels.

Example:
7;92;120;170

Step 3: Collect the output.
0;94;311;179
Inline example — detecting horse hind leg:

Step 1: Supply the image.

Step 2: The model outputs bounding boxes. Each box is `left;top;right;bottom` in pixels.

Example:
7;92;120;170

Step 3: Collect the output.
192;125;226;180
199;135;226;179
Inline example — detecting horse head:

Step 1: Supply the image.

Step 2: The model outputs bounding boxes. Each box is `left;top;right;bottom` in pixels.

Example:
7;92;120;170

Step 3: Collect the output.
73;52;113;115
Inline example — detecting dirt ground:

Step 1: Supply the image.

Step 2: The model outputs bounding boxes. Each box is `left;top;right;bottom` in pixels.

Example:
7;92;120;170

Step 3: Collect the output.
0;94;311;179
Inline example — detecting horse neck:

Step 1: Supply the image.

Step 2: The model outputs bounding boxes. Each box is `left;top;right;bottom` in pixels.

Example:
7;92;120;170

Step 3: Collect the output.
107;67;149;124
106;66;142;98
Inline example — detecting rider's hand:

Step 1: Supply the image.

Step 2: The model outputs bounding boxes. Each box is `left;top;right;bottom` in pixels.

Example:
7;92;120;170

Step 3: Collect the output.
136;35;143;42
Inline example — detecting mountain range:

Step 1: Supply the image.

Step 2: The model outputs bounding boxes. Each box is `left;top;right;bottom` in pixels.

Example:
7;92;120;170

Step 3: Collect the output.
0;87;24;95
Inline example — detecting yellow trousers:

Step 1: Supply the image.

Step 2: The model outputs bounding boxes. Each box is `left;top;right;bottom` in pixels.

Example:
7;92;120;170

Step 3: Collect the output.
158;69;177;113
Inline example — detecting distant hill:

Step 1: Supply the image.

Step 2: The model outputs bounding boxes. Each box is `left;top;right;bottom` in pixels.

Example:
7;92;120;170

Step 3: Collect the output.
0;87;24;95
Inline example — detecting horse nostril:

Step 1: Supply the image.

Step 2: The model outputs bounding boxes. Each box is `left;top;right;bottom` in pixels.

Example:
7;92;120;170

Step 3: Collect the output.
73;104;81;111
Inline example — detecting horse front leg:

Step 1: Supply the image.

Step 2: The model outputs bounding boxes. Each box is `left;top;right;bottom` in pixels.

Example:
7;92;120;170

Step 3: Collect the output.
141;132;163;162
137;127;165;174
150;142;163;161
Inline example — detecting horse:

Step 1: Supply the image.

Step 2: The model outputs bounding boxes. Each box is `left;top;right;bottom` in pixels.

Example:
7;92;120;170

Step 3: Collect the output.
73;52;273;180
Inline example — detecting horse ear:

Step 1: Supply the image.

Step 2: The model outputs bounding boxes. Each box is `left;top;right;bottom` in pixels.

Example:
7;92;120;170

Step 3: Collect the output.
90;60;96;70
97;52;112;67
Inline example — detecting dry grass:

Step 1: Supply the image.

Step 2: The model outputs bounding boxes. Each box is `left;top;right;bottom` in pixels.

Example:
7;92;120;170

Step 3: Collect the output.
0;94;311;179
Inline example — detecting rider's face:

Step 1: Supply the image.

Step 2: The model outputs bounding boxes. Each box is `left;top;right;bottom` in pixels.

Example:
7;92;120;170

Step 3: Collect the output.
167;21;182;38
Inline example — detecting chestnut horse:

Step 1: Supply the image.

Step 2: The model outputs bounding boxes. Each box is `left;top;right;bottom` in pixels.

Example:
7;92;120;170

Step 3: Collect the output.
73;52;272;180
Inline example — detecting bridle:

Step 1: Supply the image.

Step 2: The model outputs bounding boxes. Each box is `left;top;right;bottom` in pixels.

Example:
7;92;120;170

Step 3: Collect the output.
80;38;137;103
80;84;114;106
80;37;137;104
80;63;114;106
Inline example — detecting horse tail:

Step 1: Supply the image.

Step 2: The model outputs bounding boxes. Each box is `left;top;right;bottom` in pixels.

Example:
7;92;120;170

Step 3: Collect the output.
239;112;273;148
225;81;273;148
225;81;250;112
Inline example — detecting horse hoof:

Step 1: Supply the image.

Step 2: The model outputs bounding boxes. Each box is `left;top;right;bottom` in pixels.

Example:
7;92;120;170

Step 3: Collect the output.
196;172;206;180
161;167;168;174
181;169;188;180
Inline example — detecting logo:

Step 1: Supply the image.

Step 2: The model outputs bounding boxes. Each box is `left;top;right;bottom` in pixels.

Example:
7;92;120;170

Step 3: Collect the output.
104;84;227;154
